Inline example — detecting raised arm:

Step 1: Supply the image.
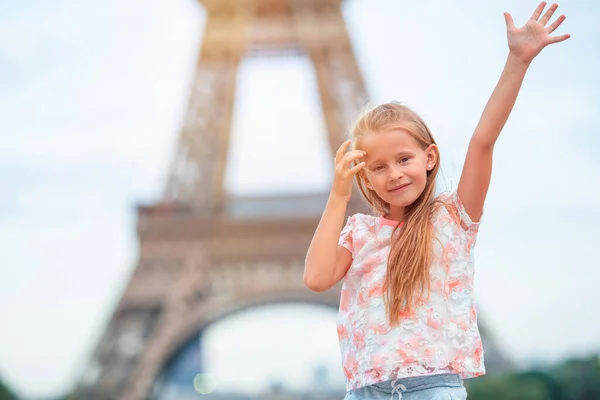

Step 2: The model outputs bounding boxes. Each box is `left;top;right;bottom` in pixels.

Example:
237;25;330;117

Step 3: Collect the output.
457;2;570;221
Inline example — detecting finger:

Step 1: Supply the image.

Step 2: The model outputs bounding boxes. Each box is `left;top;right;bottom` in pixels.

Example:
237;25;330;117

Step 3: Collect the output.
341;150;366;166
504;12;515;29
335;140;352;164
539;3;558;25
531;1;547;21
341;150;366;169
549;33;571;44
547;14;566;33
348;162;366;176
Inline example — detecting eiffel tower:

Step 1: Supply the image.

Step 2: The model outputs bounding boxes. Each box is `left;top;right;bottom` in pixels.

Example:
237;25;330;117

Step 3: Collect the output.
73;1;511;399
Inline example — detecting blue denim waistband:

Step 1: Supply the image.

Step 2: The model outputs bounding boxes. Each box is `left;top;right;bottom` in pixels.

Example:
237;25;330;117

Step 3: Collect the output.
371;373;463;394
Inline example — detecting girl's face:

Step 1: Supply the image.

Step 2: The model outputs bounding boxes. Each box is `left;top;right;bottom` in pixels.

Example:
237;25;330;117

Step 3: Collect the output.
358;129;437;217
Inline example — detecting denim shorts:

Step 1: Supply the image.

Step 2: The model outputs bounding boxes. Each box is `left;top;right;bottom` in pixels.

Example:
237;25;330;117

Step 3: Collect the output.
344;373;467;400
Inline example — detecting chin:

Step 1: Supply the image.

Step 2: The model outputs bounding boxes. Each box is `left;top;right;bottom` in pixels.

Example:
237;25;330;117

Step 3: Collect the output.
383;192;422;209
388;199;417;208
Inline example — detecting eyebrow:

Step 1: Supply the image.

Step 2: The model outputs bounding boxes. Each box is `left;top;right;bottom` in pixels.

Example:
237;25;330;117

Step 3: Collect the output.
366;151;414;168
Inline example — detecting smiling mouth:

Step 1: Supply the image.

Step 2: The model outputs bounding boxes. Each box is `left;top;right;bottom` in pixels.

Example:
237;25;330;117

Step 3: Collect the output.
389;183;411;192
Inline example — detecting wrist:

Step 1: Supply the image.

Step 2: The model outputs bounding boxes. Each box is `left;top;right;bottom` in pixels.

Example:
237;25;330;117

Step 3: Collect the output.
327;193;349;208
507;51;532;70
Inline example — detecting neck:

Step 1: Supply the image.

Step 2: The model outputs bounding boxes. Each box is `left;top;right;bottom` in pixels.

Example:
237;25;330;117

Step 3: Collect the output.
386;205;406;221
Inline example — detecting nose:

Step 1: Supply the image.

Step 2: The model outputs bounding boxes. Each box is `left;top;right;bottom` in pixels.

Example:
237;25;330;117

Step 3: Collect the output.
388;164;404;182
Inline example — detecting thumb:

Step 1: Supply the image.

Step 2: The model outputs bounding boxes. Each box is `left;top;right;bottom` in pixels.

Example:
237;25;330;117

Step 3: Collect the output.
504;12;515;29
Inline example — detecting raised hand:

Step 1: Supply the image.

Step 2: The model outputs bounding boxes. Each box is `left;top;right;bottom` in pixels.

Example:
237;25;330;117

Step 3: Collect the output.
331;140;366;203
504;2;570;66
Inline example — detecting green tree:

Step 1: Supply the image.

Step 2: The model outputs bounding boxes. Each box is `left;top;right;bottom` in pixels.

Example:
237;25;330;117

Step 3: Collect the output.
0;377;18;400
549;356;600;400
466;373;549;400
465;354;600;400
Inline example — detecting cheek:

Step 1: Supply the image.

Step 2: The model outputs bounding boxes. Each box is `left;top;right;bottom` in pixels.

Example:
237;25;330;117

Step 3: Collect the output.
409;164;429;183
369;174;387;189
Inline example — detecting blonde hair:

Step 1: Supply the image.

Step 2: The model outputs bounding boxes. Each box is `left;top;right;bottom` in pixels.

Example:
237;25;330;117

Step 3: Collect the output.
351;102;442;326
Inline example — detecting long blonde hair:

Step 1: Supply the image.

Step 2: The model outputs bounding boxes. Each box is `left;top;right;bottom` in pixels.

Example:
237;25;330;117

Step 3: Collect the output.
351;102;442;326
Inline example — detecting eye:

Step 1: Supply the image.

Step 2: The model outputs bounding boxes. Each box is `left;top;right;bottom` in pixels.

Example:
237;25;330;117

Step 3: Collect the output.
373;165;384;172
398;156;410;164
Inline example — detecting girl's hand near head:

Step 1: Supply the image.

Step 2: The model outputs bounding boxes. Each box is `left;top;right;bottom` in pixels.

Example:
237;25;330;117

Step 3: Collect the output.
331;140;366;203
504;2;570;66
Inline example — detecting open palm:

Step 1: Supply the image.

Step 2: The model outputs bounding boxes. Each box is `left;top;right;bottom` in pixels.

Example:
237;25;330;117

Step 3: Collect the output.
505;2;570;65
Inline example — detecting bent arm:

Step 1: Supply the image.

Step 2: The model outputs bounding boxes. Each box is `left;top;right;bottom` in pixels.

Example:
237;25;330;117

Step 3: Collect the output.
304;196;353;292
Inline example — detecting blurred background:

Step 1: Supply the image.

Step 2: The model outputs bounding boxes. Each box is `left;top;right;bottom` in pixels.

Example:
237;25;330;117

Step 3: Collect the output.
1;0;599;399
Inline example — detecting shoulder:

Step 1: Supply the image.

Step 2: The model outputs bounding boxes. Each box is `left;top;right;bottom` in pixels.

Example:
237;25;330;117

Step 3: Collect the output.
339;213;379;255
433;191;482;233
340;213;379;240
434;192;459;219
344;213;379;230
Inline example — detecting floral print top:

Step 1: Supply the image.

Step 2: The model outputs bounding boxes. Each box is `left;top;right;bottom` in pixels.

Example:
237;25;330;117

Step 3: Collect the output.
337;192;486;391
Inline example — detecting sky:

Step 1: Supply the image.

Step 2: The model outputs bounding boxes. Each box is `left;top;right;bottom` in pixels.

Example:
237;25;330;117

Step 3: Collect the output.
1;0;599;398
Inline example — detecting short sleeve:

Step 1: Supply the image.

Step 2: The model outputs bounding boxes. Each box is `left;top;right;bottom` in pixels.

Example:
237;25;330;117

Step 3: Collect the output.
338;214;356;255
440;191;482;233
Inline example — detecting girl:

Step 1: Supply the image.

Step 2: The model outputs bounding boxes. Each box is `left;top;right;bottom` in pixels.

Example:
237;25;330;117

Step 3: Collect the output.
303;3;570;399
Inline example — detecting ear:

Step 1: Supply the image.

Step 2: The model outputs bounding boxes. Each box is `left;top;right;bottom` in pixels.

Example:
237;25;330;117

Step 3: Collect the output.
425;143;439;171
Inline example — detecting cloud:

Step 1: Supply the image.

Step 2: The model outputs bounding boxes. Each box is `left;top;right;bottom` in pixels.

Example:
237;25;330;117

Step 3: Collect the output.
0;201;135;397
0;0;204;396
